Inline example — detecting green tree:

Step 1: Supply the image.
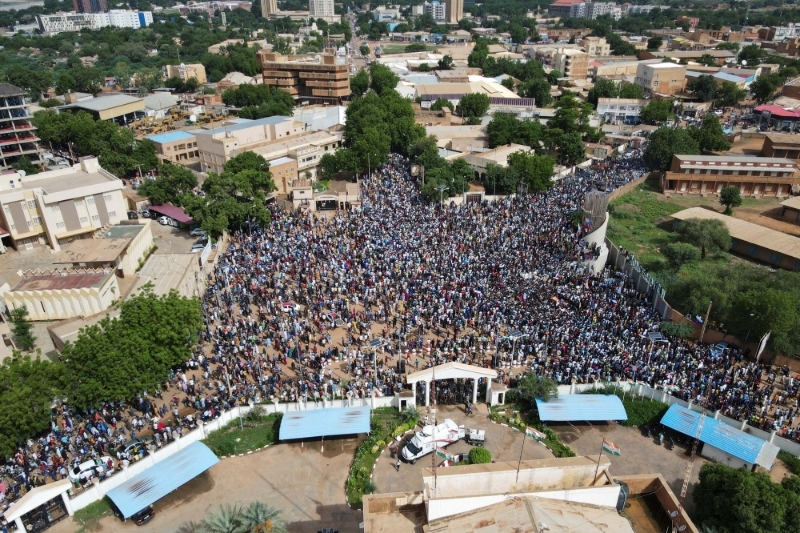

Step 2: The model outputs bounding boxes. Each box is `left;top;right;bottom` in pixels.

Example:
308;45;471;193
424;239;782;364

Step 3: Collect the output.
618;82;644;99
457;93;490;120
659;321;695;339
698;54;717;67
728;288;800;356
350;69;369;97
468;447;492;464
417;63;432;73
183;152;277;237
677;217;731;259
587;78;618;108
690;114;731;153
688;74;718;101
429;97;454;112
517;373;558;404
643;127;699;171
717;81;747;107
739;43;765;64
369;63;400;94
9;306;35;352
11;156;40;176
138;164;198;206
646;36;663;51
62;286;202;409
359;45;370;57
239;502;287;533
639;99;673;125
519;78;553;107
719;186;742;215
0;352;64;457
662;242;701;271
693;463;789;533
546;70;562;85
556;131;586;166
437;54;454;70
487;112;520;147
507;150;555;191
549;95;592;134
751;73;783;103
199;503;244;533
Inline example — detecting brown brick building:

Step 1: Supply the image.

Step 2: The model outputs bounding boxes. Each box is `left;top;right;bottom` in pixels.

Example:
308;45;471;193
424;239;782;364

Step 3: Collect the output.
259;52;350;103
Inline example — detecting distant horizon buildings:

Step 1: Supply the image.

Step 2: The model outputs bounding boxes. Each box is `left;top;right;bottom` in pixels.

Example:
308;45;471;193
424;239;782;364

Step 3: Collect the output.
260;0;278;15
36;9;152;33
73;0;107;13
309;0;334;18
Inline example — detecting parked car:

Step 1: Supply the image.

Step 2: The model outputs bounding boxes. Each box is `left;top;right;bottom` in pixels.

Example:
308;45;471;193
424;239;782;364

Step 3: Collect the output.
190;228;206;237
157;216;171;226
281;301;300;313
140;209;152;218
68;456;114;482
127;211;139;220
120;438;149;459
191;242;206;252
112;504;155;526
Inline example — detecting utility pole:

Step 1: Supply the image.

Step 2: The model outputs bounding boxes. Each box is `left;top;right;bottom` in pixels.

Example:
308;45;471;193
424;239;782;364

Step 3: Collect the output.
699;301;712;344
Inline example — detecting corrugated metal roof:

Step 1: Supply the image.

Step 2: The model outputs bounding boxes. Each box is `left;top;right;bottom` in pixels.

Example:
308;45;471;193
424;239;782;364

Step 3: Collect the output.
106;441;219;519
536;394;628;422
279;406;371;440
660;404;779;468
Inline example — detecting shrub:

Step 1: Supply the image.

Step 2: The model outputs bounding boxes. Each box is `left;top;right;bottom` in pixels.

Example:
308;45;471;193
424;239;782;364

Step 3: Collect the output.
376;440;385;449
778;450;800;475
468;447;492;464
243;405;267;422
581;387;668;427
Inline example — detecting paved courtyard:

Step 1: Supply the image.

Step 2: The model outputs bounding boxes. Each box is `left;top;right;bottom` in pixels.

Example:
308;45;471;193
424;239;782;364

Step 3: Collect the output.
373;405;555;494
49;436;364;533
550;420;706;516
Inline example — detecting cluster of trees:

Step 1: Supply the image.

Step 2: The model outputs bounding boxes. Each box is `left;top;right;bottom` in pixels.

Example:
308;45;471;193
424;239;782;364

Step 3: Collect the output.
179;502;287;533
687;75;748;108
140;152;277;237
0;288;201;457
221;84;295;119
642;115;731;171
32;110;159;177
694;462;800;533
587;79;644;108
325;64;424;177
467;39;553;106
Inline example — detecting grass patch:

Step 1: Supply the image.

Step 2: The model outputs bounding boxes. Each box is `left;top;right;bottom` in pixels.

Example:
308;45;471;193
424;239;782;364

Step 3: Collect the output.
73;497;112;533
202;408;282;456
346;407;409;509
778;450;800;475
582;386;669;427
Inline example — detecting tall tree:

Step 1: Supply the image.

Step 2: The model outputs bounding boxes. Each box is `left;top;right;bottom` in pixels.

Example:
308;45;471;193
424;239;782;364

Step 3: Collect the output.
719;186;742;215
587;78;618;108
677;217;731;259
369;63;400;94
639;99;673;125
643;127;700;171
688;74;718;101
507;150;555;191
350;69;369;97
457;93;491;120
690;114;731;153
9;306;35;352
138;164;198;206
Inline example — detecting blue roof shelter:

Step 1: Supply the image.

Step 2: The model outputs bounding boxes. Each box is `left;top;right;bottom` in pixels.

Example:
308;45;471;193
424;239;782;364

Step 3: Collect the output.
536;394;628;422
280;406;371;440
660;404;779;470
106;441;219;519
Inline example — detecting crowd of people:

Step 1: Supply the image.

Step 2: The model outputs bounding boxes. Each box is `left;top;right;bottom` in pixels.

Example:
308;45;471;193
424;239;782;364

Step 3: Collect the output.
3;147;800;514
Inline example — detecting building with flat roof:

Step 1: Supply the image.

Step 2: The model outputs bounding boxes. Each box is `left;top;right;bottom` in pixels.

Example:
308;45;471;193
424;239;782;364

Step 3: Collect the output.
259;52;350;102
662;154;798;198
445;0;463;23
635;62;686;96
639;49;735;65
0;267;119;320
162;63;207;85
779;196;800;225
581;36;610;56
147;130;200;165
597;98;647;124
244;129;341;183
554;48;590;80
59;94;145;123
36;10;152;33
459;144;531;181
0;83;43;172
55;220;154;276
0;157;127;252
762;132;800;161
133;252;204;298
672;206;800;270
74;0;107;13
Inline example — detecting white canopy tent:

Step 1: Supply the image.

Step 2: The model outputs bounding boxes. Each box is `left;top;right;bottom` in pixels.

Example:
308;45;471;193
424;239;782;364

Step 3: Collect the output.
406;362;498;406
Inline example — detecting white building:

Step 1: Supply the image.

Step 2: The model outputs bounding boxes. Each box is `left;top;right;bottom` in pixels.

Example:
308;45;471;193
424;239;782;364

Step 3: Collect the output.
374;5;400;21
36;10;152;34
309;0;335;18
597;97;647;124
423;0;446;21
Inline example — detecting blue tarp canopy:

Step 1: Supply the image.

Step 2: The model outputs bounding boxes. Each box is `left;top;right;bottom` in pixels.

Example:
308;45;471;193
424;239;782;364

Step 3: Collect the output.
536;394;628;422
106;441;219;519
660;404;779;469
280;406;371;440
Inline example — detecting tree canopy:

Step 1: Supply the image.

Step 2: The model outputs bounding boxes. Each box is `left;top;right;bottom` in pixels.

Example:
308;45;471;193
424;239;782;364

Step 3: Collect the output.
677;217;731;259
643;127;700;171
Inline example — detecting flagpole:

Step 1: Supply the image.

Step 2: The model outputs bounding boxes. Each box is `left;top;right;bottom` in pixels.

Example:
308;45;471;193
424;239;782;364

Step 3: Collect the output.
516;427;527;483
594;438;603;483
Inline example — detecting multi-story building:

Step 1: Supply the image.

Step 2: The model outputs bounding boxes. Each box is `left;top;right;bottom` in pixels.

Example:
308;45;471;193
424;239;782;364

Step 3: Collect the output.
260;0;278;15
0;157;127;252
759;24;800;41
373;5;400;20
309;0;334;18
36;10;152;33
423;0;446;20
580;36;610;56
634;62;686;96
586;2;620;19
677;15;700;31
260;52;350;102
445;0;463;23
162;63;208;84
597;98;647;124
554;49;589;80
549;0;620;19
147;131;200;166
0;84;43;173
662;155;798;198
548;0;583;17
73;0;107;13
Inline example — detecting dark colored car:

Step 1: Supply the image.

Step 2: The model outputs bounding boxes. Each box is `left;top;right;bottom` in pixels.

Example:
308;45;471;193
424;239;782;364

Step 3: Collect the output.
113;504;155;526
127;211;139;220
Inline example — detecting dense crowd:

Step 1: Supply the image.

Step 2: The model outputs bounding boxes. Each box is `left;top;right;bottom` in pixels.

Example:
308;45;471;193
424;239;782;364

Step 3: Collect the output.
3;147;800;514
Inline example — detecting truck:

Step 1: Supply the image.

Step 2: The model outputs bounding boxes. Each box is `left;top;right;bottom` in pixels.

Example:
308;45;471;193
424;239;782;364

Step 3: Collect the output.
401;419;465;464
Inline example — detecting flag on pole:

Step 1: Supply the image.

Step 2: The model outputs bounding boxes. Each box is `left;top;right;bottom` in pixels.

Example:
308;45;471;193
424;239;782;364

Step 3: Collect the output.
436;447;454;461
602;439;621;456
525;427;547;440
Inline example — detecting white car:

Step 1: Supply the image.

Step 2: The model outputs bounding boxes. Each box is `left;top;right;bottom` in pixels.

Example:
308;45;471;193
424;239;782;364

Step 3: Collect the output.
158;216;171;226
68;456;114;482
281;301;300;313
190;228;206;237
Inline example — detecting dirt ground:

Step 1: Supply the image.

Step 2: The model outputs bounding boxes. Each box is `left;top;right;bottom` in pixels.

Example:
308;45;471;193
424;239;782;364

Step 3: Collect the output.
373;404;555;494
49;434;363;533
551;421;706;517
